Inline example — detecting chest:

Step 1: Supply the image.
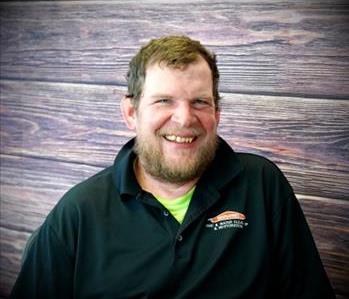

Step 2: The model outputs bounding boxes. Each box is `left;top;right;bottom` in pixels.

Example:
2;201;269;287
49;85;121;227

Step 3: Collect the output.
73;191;272;298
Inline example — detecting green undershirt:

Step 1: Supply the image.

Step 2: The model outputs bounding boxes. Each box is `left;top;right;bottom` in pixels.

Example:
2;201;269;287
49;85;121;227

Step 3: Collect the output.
155;186;196;224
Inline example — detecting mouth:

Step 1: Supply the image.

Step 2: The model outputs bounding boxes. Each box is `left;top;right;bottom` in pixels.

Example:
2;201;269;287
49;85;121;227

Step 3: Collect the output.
163;134;197;144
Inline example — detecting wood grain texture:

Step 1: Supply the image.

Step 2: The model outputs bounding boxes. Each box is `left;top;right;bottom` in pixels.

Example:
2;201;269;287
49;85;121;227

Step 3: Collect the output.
297;195;349;298
0;1;348;298
219;92;349;200
0;154;348;297
0;227;30;297
0;80;131;166
0;154;103;232
1;79;348;200
1;1;349;98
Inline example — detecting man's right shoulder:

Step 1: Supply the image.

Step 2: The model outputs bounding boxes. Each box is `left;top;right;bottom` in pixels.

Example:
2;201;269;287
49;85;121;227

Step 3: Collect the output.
52;165;118;214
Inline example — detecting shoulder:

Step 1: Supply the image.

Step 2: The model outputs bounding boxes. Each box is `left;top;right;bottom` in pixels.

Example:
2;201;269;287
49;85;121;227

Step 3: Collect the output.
215;137;283;177
63;166;115;204
235;152;284;177
237;152;282;174
212;138;292;196
40;165;117;252
46;165;117;225
236;152;294;198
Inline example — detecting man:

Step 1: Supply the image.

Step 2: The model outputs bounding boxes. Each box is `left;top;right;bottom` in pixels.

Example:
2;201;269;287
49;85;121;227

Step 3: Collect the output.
11;35;335;298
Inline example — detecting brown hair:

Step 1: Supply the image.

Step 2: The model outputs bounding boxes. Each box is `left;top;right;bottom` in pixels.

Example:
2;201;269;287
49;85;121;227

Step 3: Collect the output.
126;35;220;109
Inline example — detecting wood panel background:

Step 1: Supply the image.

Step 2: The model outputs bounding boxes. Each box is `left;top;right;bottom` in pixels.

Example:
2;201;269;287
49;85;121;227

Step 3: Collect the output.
0;1;348;298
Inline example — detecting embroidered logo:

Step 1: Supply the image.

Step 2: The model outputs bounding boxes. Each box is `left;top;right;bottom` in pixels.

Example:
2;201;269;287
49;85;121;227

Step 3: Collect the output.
206;211;248;231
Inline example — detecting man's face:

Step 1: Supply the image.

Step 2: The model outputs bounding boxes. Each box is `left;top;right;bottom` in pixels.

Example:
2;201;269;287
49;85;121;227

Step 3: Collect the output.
127;57;220;183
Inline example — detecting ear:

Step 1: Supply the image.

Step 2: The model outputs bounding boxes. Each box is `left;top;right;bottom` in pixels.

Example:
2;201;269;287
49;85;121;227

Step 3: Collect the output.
215;109;220;125
120;96;137;130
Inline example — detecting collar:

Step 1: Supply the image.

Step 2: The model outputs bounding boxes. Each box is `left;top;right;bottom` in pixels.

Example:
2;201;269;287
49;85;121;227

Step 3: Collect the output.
197;137;243;191
112;137;243;199
112;138;141;198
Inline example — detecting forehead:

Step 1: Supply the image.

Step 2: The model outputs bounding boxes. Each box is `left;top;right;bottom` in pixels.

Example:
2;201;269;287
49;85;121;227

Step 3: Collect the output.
143;57;213;96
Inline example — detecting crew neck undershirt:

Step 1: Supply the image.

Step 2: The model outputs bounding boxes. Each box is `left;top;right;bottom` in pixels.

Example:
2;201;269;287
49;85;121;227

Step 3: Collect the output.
155;186;196;224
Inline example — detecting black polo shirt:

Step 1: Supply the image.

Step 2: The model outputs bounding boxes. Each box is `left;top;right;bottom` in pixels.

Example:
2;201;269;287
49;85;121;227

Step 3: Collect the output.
11;138;335;299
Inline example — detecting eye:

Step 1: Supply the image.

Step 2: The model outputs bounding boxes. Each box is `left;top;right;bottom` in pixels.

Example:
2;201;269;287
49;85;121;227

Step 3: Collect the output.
155;98;172;104
192;98;212;108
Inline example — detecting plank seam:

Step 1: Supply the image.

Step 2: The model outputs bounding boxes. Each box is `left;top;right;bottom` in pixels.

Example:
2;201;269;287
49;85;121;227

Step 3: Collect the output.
0;152;108;169
1;78;348;101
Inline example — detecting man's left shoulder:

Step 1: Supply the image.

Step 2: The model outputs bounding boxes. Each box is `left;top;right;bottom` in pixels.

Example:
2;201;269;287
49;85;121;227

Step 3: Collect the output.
236;152;282;173
235;152;292;191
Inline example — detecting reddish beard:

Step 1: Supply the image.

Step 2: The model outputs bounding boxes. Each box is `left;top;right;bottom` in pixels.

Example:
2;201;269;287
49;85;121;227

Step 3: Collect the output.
134;131;218;183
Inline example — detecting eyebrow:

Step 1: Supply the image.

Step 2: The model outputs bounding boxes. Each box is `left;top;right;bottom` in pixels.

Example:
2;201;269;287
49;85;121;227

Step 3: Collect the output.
150;94;174;99
150;93;214;100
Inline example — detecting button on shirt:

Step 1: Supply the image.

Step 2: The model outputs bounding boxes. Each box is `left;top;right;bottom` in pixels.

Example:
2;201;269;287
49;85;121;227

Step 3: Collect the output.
156;186;196;224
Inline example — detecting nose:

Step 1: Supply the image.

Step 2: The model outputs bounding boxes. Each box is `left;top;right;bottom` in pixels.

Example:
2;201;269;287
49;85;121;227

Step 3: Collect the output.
171;102;197;127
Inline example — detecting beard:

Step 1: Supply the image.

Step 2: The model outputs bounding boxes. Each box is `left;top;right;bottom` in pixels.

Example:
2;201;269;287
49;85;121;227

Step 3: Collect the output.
134;131;218;184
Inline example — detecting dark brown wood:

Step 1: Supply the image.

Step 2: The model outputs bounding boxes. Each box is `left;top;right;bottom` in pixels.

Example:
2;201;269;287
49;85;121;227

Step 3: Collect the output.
0;79;131;166
0;227;30;296
0;1;348;298
219;92;349;201
1;80;348;200
1;1;348;98
298;195;349;298
0;154;348;297
0;154;103;232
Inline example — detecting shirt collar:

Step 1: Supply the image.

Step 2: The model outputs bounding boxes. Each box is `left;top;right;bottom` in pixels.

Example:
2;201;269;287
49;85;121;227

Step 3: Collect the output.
112;137;243;199
112;138;141;198
197;137;243;191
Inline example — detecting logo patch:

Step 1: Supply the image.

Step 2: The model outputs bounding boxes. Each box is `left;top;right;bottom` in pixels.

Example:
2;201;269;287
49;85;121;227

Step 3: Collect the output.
206;210;248;231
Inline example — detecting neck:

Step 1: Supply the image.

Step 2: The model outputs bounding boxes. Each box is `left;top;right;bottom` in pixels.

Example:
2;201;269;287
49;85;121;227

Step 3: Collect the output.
134;158;198;200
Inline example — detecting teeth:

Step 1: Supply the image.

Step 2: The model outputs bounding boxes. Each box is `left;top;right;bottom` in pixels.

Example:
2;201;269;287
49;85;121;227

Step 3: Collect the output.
165;135;194;143
166;135;176;141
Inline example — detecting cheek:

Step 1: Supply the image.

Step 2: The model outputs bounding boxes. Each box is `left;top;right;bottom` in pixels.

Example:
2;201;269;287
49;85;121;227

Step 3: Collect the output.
135;112;166;135
200;115;219;132
148;110;171;128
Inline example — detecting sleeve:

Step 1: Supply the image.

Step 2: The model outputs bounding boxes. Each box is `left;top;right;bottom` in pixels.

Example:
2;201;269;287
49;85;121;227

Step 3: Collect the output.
9;221;75;299
271;193;336;299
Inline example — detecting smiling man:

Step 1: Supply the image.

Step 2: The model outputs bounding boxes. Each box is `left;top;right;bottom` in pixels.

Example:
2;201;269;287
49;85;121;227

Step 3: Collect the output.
11;36;335;299
124;53;220;196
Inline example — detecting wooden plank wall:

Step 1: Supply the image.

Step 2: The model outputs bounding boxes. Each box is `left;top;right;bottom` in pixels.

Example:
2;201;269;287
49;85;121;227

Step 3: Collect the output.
0;1;348;298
